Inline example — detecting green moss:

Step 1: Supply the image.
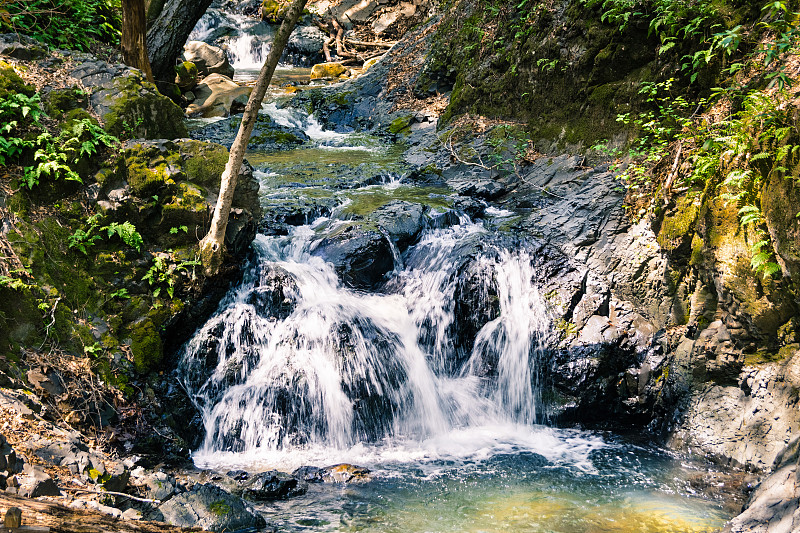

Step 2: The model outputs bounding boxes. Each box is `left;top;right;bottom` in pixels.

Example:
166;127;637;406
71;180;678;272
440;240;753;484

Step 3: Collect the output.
129;318;163;374
123;144;184;197
341;186;453;217
0;66;35;99
100;73;188;140
658;193;701;253
44;87;87;119
175;61;198;91
261;0;289;23
388;115;413;135
179;140;228;186
209;500;232;516
249;129;305;147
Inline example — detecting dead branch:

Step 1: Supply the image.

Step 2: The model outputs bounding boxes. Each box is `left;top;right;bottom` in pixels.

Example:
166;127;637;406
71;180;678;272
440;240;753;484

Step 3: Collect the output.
344;39;396;48
61;487;160;504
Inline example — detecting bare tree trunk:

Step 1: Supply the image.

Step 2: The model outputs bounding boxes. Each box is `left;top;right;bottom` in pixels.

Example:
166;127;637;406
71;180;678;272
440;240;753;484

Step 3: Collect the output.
199;0;309;276
146;0;213;84
121;0;155;83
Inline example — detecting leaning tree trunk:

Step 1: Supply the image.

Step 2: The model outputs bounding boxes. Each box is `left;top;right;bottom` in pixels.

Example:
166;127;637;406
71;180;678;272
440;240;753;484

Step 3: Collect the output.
146;0;213;83
199;0;309;277
122;0;155;83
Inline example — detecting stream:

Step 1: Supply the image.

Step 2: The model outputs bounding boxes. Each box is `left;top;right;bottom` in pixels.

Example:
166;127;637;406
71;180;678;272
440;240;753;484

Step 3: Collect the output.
177;90;738;531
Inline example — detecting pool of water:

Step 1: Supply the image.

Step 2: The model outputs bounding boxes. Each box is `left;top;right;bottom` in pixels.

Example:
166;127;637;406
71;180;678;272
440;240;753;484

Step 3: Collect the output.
194;426;733;533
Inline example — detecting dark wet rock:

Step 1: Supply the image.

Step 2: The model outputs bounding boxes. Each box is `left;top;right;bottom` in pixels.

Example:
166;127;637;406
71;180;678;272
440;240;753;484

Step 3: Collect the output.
239;470;308;501
312;224;395;289
445;167;519;200
246;264;297;321
0;33;47;60
367;200;426;250
183;41;235;78
190;114;309;151
157;483;266;531
260;193;338;235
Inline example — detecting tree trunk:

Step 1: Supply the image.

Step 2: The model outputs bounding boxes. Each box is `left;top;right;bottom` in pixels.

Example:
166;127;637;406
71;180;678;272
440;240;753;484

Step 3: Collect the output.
199;0;309;277
146;0;213;83
121;0;155;83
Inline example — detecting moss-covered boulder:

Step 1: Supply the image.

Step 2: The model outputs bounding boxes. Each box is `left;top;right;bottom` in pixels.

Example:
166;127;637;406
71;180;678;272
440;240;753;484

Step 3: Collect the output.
87;69;187;139
762;171;800;288
130;317;163;374
99;139;261;248
43;87;88;119
175;61;199;92
0;62;35;98
261;0;290;23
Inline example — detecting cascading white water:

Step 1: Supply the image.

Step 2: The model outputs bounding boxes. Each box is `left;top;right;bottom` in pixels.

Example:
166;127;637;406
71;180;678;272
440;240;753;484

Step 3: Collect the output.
179;217;555;467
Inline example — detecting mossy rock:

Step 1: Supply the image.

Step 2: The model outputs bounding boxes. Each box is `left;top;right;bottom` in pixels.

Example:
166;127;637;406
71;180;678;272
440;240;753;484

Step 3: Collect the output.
310;62;347;80
95;72;188;140
123;143;184;198
388;115;413;135
0;66;35;99
44;87;88;119
178;140;229;186
130;318;163;374
175;61;199;92
657;193;701;255
261;0;289;23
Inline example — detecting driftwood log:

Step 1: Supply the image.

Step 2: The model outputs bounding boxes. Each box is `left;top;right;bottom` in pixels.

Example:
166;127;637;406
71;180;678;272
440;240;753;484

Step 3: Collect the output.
0;493;201;533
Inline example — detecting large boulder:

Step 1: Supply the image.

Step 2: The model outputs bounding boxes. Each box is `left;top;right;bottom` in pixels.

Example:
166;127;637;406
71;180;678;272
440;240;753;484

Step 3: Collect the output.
310;62;347;80
286;25;326;64
312;223;395;289
98;139;261;250
367;200;426;250
183;41;235;79
157;483;266;532
186;73;252;118
70;60;187;139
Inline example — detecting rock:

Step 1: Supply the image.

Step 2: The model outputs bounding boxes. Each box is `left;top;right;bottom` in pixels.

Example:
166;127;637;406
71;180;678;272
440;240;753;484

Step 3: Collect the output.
186;73;252;118
367;201;426;250
319;464;371;483
363;55;383;70
245;264;298;321
239;470;307;501
157;483;266;532
121;508;143;520
175;61;199;92
183;41;235;79
0;33;47;60
286;25;326;61
310;62;347;80
139;471;178;501
725;438;800;533
312;223;395;289
18;464;61;498
3;507;21;528
71;61;187;139
189;113;309;151
101;463;130;493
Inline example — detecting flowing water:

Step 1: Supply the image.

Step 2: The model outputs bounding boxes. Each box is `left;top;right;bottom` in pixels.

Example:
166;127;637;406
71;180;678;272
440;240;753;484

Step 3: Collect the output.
179;92;736;531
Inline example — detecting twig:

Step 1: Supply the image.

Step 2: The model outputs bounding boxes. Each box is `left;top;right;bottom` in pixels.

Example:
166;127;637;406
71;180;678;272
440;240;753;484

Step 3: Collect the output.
662;140;683;199
61;487;160;504
344;39;396;48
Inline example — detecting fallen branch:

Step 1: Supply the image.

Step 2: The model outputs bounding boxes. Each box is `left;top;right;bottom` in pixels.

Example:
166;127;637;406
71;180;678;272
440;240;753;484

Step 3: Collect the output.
344;38;396;48
61;487;160;504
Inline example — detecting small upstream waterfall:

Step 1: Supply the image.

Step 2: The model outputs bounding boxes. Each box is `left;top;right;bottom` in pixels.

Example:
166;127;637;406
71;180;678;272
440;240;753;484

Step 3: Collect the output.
190;11;274;70
179;219;554;461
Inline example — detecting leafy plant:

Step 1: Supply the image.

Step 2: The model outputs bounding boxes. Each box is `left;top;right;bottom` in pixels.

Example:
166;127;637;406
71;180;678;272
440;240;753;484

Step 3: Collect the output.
69;215;143;255
142;256;200;299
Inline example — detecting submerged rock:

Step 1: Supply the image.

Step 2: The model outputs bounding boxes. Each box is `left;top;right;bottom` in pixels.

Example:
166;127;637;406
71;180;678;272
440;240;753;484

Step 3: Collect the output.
157;483;266;531
367;200;426;250
293;464;371;483
190;114;309;151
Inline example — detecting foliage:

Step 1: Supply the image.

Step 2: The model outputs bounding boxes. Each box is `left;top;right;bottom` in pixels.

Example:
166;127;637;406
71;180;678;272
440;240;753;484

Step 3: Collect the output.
68;215;143;255
1;83;119;188
142;256;200;299
0;0;121;51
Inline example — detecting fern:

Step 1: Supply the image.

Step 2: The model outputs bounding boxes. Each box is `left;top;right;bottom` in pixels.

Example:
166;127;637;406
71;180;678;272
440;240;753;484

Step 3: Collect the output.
104;222;143;252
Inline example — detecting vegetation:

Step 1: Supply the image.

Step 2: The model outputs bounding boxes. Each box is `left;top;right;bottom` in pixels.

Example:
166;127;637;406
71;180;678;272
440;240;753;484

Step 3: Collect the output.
0;0;121;51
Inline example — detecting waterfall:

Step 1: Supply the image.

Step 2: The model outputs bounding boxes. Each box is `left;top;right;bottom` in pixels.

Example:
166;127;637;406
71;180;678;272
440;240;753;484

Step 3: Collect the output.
179;218;555;463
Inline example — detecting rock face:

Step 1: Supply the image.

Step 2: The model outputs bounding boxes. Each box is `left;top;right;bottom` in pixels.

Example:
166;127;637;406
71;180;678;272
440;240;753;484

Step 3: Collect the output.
725;438;800;533
186;73;252;118
157;483;266;532
183;41;235;79
69;60;187;139
0;33;48;60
